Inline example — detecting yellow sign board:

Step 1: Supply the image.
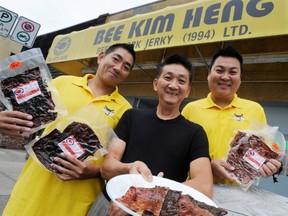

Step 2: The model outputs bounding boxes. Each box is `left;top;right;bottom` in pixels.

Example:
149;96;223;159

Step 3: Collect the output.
47;0;288;64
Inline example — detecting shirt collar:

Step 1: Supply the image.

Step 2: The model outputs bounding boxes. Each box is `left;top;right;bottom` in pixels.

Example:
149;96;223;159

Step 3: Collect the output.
205;93;242;109
72;74;121;104
73;74;93;87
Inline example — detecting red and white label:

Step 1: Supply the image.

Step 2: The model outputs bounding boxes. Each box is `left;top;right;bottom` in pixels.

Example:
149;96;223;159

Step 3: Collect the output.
58;135;85;158
243;148;266;170
12;80;41;104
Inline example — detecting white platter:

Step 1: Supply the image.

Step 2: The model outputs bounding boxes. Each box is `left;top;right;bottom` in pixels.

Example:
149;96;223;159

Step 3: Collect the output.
106;174;216;216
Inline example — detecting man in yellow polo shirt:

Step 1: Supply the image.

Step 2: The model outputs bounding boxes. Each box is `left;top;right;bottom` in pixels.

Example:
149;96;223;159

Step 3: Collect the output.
2;43;135;216
182;45;281;185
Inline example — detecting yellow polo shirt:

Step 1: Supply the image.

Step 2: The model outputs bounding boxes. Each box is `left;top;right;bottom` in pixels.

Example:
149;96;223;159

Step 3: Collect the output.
3;74;132;216
182;93;266;184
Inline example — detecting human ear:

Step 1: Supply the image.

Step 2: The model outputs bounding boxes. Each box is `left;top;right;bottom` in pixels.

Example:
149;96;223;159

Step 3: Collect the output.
153;79;158;91
97;52;105;64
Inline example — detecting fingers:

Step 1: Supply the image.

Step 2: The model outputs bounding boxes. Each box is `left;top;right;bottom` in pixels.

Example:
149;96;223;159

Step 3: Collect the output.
2;111;33;124
129;161;153;182
140;168;153;182
0;129;24;138
50;160;74;178
55;173;74;181
55;153;80;166
0;111;33;136
51;154;81;179
0;122;31;133
224;171;237;182
221;160;235;172
5;111;33;120
268;159;282;170
157;172;164;178
260;159;281;178
211;159;236;182
51;153;101;180
5;118;33;131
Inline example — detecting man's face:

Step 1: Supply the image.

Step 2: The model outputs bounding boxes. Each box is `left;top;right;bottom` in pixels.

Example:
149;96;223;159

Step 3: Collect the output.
97;48;134;87
208;56;241;102
153;64;190;106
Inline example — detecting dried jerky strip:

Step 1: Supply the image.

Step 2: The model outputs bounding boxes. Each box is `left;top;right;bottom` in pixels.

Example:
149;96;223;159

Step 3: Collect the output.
32;122;102;174
177;194;213;216
32;128;65;173
116;186;169;215
1;67;57;128
117;186;228;216
186;194;228;216
160;189;182;215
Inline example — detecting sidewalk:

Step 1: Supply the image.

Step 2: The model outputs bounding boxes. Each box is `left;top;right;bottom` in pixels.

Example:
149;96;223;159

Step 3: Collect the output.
0;147;26;215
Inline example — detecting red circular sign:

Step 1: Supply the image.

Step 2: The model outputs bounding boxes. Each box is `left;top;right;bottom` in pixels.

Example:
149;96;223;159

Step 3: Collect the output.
21;21;35;32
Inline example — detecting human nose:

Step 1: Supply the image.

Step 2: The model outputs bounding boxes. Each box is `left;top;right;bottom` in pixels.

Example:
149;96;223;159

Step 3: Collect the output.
168;79;178;89
113;63;122;72
220;72;230;80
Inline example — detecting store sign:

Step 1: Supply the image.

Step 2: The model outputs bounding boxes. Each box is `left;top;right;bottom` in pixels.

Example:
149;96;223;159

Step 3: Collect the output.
10;16;41;48
47;0;288;64
0;6;18;37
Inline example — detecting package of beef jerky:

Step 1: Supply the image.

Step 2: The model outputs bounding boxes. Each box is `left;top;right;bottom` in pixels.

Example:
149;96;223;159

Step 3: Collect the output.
25;103;116;173
226;121;285;191
0;48;67;134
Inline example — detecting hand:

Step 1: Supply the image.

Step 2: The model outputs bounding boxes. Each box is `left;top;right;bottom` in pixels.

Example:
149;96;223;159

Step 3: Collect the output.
157;172;164;178
259;159;282;178
50;153;100;181
211;159;236;182
108;202;129;216
0;110;33;138
129;161;153;182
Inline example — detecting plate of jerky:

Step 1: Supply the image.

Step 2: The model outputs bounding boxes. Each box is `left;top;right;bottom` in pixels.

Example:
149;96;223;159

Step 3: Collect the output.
107;174;228;216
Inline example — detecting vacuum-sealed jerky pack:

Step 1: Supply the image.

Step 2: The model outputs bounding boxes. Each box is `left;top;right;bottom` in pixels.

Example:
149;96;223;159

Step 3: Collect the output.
0;48;67;133
25;103;116;174
226;122;285;191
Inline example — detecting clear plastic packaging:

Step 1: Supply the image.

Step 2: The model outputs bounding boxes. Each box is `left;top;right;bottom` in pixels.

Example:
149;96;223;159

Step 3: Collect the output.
25;103;116;173
0;48;67;134
226;121;286;191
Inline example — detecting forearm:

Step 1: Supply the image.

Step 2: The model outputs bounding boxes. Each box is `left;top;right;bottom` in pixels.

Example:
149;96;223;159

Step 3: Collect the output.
183;179;213;199
187;158;214;198
101;156;131;180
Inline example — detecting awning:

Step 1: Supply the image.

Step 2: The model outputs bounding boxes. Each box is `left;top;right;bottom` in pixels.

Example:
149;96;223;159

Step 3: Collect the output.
46;0;288;66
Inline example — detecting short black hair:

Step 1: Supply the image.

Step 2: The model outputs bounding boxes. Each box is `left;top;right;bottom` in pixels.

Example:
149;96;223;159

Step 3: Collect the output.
156;55;193;84
210;44;243;73
105;43;136;69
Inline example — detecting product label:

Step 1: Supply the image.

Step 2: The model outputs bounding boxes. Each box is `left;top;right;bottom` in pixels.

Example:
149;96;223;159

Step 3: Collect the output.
13;80;41;104
58;135;85;158
243;148;266;170
9;61;22;69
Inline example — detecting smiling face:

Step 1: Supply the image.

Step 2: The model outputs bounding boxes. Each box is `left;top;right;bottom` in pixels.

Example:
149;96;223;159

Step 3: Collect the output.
97;47;134;87
153;64;191;107
208;56;241;106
